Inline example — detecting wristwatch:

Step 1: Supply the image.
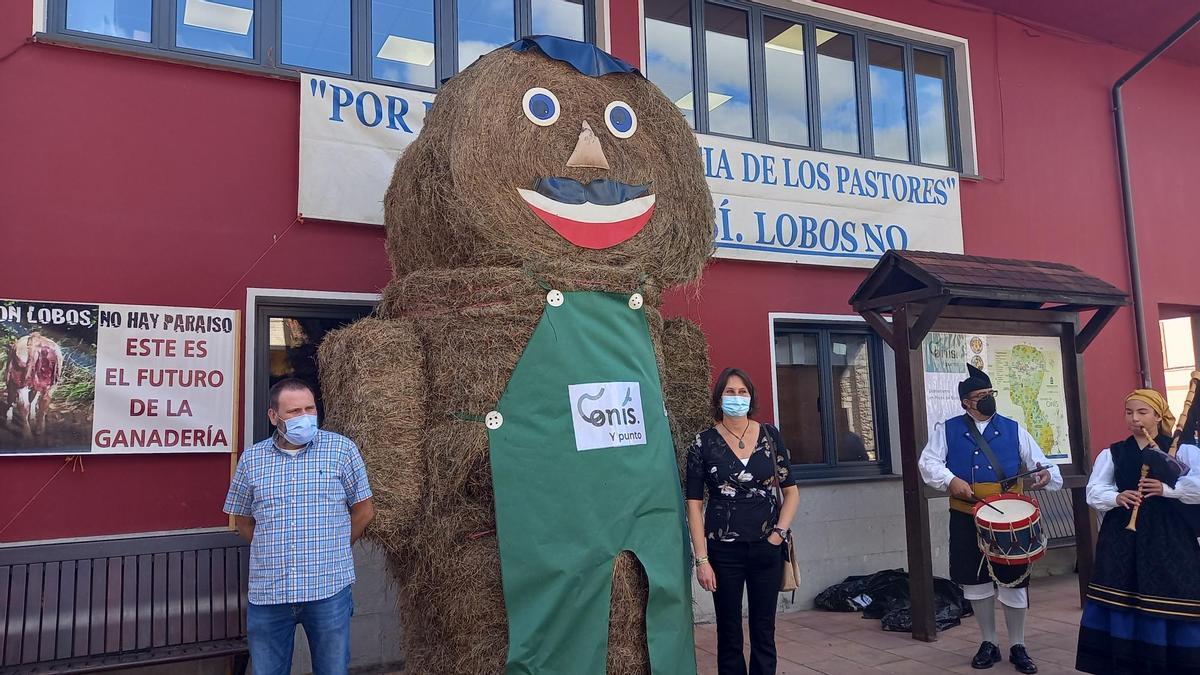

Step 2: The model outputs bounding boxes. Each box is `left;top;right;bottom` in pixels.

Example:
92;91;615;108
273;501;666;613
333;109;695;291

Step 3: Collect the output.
770;527;789;539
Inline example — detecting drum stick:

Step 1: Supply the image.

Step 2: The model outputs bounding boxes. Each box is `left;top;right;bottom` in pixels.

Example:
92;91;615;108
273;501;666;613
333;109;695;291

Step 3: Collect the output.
970;498;1005;515
1128;372;1200;532
1001;464;1048;489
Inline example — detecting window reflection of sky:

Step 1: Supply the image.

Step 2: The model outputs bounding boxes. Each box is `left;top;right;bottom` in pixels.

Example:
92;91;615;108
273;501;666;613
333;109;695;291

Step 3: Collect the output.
868;41;908;161
68;0;152;42
704;3;751;138
282;0;351;73
372;0;435;87
916;51;950;166
644;0;694;128
764;18;807;146
458;0;514;71
532;0;584;41
176;0;254;59
817;30;858;153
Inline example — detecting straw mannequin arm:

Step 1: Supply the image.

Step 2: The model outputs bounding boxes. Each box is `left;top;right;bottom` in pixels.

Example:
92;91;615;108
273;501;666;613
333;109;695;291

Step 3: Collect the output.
660;317;713;481
318;317;427;541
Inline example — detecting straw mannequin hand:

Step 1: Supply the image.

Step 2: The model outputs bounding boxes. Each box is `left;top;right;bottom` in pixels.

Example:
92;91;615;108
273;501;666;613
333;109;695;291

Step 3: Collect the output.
1116;490;1143;509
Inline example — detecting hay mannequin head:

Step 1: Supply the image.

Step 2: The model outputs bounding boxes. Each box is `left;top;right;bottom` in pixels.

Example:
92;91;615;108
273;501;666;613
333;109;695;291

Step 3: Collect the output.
385;36;714;288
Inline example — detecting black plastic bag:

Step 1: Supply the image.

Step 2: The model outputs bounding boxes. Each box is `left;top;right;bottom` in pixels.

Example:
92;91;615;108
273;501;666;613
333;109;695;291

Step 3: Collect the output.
814;569;972;632
813;572;874;612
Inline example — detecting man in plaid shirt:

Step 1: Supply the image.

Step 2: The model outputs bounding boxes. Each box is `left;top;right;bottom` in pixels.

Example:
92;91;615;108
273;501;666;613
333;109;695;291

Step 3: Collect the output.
224;378;375;675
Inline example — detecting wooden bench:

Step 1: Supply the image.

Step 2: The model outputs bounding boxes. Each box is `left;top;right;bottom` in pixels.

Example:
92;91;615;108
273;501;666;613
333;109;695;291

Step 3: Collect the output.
0;531;250;673
1026;488;1076;549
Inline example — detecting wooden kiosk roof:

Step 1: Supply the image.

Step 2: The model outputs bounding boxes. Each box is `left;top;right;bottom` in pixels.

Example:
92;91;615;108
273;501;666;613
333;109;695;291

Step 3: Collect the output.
850;250;1129;354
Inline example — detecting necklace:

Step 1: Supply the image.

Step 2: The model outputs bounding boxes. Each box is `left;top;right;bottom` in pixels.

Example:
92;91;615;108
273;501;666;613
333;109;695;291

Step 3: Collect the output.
721;420;751;450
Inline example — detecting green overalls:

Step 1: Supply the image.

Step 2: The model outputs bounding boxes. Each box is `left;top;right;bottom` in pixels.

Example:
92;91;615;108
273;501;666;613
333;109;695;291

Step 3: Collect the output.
485;290;696;675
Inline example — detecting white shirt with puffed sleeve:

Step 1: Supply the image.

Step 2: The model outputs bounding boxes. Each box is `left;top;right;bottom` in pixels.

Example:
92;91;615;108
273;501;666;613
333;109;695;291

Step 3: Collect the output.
1086;443;1200;512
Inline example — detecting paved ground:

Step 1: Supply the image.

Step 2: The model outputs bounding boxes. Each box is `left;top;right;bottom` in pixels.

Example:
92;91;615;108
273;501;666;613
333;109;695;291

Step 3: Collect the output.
694;573;1084;675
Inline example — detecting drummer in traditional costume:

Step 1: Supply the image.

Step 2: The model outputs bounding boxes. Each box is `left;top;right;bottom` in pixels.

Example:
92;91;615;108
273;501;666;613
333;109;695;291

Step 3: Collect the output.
918;364;1062;673
1076;389;1200;674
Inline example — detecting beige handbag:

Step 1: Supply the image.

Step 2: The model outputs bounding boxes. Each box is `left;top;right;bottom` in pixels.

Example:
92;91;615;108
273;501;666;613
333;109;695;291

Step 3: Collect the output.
764;426;801;593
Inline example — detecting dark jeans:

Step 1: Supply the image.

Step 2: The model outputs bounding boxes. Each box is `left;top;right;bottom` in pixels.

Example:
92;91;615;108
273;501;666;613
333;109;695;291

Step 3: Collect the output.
709;539;784;675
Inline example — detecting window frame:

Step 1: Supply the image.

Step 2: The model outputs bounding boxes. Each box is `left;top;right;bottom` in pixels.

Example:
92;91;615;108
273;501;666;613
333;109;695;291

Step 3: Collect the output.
42;0;596;91
251;299;375;442
772;319;893;480
242;288;380;448
654;0;960;171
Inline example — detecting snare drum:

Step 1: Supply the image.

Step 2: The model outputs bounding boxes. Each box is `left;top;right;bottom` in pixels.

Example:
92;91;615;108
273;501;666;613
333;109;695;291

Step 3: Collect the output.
972;494;1046;566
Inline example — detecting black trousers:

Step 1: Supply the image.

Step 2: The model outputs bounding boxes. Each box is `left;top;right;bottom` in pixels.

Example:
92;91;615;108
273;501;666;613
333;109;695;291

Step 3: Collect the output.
708;539;784;675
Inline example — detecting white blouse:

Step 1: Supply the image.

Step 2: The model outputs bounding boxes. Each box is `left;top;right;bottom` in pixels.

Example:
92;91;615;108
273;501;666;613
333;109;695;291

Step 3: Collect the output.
1086;443;1200;512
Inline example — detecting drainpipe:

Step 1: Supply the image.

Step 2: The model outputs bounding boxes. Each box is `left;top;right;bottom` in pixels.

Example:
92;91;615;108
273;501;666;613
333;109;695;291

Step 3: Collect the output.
1113;11;1200;389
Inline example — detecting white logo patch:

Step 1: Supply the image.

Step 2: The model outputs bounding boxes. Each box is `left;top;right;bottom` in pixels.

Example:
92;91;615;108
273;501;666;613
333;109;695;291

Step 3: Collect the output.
568;382;647;451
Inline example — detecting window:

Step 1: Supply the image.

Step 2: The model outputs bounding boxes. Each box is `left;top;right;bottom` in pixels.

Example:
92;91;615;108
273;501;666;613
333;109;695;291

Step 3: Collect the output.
175;0;253;58
252;301;374;442
643;0;959;169
644;0;695;128
762;16;806;146
67;0;152;42
702;3;751;138
457;0;515;71
372;0;437;87
282;0;351;74
46;0;595;90
774;322;891;478
1161;314;1200;418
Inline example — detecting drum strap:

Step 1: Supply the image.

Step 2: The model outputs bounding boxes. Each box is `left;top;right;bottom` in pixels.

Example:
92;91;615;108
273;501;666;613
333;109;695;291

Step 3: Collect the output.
966;416;1009;483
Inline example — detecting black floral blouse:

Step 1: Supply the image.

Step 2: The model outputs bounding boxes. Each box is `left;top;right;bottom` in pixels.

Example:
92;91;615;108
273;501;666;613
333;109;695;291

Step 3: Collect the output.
685;423;795;542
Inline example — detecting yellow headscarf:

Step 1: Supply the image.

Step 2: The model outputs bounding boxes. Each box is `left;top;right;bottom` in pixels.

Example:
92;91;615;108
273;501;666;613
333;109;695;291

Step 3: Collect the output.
1125;389;1176;437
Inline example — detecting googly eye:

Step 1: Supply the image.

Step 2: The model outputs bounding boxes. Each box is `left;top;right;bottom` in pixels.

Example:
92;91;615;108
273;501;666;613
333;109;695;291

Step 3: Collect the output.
605;100;637;138
522;87;560;126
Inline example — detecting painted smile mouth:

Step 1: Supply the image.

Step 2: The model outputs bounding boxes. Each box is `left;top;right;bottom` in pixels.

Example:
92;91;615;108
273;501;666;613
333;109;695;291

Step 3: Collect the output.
518;177;656;250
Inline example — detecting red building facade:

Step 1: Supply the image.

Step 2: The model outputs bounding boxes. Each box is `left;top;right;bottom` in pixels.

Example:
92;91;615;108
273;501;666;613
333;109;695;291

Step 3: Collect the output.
1;0;1198;575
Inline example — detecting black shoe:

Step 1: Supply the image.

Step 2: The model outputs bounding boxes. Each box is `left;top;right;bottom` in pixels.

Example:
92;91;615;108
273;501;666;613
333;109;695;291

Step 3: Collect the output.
1009;644;1038;674
971;641;1001;669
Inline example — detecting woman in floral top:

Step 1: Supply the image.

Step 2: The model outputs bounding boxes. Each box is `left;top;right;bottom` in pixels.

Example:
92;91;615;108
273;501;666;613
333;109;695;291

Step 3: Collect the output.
686;367;799;675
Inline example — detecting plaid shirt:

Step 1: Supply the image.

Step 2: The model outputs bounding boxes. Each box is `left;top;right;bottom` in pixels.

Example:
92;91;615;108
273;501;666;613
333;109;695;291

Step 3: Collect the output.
223;429;372;605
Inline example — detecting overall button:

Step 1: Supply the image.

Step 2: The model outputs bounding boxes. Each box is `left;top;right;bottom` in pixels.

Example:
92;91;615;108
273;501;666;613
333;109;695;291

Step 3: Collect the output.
628;293;644;310
546;290;564;307
485;411;504;430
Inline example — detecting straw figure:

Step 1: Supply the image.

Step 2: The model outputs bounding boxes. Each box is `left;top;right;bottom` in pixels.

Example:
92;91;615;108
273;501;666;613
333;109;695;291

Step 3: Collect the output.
319;36;713;675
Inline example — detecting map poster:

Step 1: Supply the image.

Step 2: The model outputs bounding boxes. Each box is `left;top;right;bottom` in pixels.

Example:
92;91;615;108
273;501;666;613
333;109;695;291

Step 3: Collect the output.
922;332;1072;465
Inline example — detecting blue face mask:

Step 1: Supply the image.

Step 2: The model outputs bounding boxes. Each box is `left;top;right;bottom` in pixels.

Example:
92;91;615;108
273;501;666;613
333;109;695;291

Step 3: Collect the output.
279;414;319;446
721;395;751;418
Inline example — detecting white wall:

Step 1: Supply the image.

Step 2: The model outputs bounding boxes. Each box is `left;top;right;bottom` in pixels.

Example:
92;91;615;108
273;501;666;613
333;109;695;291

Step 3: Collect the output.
690;485;951;621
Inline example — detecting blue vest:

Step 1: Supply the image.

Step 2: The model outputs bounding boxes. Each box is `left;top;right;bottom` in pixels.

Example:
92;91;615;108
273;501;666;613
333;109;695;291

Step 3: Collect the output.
944;414;1021;483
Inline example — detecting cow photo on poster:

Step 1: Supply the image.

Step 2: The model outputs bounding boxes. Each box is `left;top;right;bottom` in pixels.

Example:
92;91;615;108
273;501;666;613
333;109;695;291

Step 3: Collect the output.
0;300;97;453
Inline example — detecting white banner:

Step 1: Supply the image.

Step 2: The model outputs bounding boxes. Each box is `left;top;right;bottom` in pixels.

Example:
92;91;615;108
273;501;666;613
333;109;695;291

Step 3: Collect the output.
0;300;238;456
298;76;963;267
299;74;434;225
701;134;962;268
